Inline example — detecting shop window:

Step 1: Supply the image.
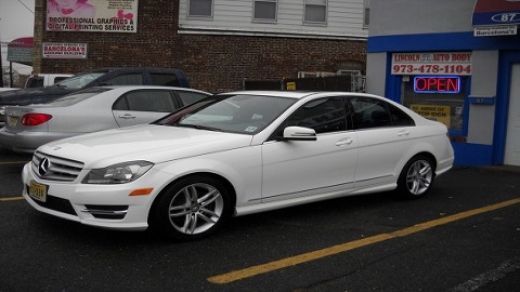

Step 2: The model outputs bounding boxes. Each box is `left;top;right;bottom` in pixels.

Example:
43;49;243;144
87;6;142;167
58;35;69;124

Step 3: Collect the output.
253;0;277;22
402;76;467;132
304;0;327;24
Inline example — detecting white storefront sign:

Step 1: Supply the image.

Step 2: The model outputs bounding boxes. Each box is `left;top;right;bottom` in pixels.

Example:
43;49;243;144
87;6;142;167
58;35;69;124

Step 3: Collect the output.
46;0;138;33
42;43;88;59
473;25;518;37
391;52;472;76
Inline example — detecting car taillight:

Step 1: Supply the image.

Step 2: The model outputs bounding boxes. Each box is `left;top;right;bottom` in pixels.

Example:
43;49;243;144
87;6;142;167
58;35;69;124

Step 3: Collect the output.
21;113;52;126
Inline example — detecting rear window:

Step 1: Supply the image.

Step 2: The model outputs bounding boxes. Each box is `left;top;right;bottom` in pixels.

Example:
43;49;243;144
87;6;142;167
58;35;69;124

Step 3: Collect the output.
48;88;111;106
55;71;108;89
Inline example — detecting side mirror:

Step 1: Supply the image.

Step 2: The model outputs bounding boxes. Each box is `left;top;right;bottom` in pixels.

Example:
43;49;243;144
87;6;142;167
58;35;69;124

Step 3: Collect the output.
281;126;317;141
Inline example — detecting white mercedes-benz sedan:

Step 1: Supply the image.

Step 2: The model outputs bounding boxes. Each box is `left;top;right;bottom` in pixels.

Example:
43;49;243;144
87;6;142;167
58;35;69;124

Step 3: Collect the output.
22;91;454;240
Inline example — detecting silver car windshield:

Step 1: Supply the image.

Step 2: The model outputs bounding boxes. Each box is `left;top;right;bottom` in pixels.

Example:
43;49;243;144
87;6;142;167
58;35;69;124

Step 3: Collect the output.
160;94;296;135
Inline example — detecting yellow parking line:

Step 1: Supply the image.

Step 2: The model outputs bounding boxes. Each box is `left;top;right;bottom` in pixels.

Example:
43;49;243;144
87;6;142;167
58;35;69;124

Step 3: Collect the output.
0;196;24;202
0;161;29;165
208;198;520;284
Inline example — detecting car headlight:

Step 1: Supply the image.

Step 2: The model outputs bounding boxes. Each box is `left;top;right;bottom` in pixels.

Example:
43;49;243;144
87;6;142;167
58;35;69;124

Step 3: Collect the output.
83;161;154;184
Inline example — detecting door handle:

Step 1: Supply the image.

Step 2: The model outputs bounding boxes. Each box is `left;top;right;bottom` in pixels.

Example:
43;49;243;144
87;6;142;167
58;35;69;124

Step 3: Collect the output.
398;130;410;136
336;138;353;146
118;115;136;119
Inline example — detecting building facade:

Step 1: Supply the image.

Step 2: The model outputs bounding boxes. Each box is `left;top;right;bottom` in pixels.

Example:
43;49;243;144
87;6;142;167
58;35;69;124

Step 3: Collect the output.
33;0;368;93
366;0;520;166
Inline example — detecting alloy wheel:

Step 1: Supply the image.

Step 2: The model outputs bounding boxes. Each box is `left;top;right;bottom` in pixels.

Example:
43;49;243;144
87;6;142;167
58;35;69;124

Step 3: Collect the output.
168;183;224;235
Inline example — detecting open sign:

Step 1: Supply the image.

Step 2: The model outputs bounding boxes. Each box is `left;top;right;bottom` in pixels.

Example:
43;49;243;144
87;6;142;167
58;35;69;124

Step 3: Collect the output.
414;76;461;94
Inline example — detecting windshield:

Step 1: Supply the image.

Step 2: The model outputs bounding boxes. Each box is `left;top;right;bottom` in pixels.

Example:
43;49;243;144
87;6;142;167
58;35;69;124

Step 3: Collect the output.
53;71;108;90
156;94;296;134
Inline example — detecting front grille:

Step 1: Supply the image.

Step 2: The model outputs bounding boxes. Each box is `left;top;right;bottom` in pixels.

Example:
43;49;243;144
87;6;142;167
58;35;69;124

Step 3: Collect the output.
26;185;77;216
31;151;84;182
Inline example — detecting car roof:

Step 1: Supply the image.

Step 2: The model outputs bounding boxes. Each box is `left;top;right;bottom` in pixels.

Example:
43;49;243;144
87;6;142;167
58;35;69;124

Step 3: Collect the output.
80;67;185;73
92;85;211;94
221;90;384;100
222;90;321;99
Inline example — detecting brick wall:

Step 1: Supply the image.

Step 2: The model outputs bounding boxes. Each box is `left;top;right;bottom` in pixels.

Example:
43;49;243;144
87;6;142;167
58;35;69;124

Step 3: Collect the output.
34;0;366;93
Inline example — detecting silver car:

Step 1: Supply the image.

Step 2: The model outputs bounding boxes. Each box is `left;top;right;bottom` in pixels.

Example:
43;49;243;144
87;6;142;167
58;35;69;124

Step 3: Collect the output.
0;86;211;153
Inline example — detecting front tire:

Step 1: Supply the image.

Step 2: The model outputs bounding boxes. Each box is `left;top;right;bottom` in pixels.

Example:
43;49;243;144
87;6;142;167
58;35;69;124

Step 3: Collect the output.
397;155;435;199
150;175;233;240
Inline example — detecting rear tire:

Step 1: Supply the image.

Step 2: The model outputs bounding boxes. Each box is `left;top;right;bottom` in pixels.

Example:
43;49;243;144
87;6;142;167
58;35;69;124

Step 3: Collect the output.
396;155;435;199
150;175;233;240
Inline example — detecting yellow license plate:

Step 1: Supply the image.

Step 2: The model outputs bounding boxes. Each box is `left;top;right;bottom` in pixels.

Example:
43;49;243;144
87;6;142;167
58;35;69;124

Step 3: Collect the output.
8;116;19;127
29;181;48;203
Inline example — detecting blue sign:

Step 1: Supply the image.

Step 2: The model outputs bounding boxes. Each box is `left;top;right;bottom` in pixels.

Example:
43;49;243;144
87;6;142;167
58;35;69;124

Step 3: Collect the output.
472;0;520;26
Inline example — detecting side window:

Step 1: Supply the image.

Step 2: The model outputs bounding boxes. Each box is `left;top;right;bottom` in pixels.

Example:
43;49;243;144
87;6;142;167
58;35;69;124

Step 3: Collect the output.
105;74;143;85
26;77;43;88
304;0;327;24
388;103;415;126
113;90;176;112
285;97;348;134
113;96;129;110
253;0;277;22
176;91;210;106
151;73;180;86
350;96;393;129
54;77;70;83
189;0;212;17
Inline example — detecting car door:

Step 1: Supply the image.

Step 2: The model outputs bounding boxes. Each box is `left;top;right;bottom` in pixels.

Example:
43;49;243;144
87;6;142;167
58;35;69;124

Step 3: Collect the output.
112;89;180;127
261;96;359;202
350;96;417;188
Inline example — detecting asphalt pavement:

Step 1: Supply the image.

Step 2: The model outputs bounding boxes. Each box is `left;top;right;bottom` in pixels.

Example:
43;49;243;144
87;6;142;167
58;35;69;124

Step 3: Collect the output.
0;146;519;292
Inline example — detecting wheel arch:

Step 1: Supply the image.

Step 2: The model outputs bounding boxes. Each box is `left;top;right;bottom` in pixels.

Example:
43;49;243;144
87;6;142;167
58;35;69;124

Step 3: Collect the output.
147;171;238;224
395;151;437;199
395;143;440;178
409;151;437;174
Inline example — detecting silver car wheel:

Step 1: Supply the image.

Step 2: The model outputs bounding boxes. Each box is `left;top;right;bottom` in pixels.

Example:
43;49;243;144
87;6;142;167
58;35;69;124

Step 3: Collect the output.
168;183;224;235
405;159;433;196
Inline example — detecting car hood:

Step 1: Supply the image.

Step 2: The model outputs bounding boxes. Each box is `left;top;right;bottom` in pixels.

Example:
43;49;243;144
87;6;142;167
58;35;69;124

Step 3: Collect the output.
0;86;73;106
37;124;254;168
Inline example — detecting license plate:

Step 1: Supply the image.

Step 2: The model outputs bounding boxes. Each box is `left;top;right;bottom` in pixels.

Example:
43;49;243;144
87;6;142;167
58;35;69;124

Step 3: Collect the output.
29;181;48;203
8;116;19;127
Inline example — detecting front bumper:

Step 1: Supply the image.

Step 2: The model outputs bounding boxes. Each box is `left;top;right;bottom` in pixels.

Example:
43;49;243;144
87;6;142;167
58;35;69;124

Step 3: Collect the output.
21;162;169;231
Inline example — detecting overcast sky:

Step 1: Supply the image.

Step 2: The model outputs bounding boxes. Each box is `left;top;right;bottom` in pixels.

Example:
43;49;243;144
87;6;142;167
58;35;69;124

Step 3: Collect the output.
0;0;35;76
0;0;35;41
